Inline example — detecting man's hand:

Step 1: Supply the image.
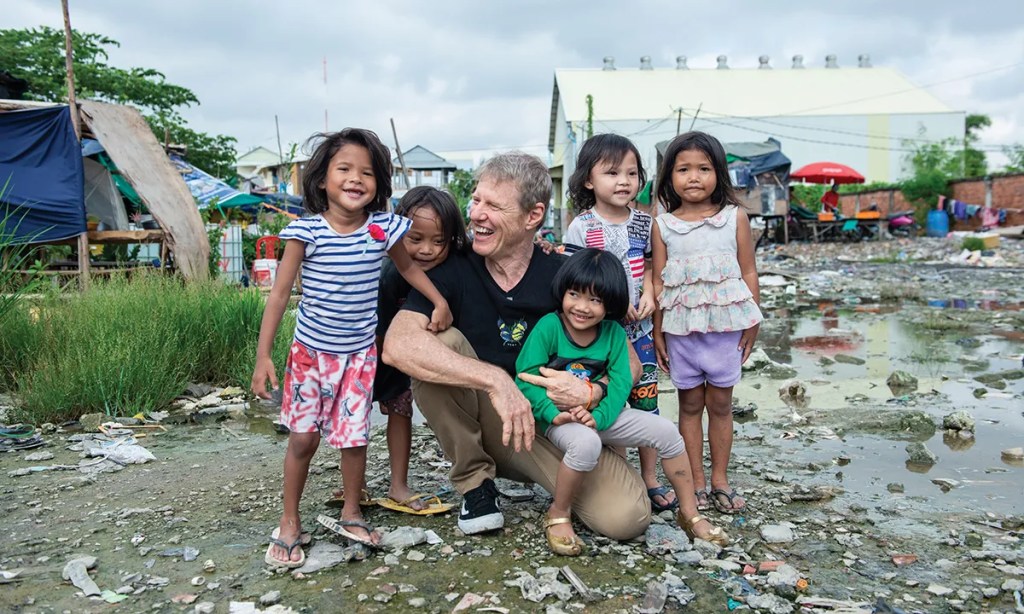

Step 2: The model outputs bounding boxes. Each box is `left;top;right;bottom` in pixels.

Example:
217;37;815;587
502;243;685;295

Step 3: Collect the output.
487;377;535;452
517;367;590;410
738;322;760;364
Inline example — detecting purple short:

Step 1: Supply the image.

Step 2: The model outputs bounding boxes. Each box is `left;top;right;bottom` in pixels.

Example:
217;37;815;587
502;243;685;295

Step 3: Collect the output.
665;331;743;390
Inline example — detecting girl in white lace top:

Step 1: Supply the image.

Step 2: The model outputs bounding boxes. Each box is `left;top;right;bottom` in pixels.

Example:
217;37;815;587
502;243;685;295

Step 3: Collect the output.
651;132;762;516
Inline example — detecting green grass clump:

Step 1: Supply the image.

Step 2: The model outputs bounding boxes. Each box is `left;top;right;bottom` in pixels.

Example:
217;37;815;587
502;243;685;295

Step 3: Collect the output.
6;274;294;424
961;237;986;251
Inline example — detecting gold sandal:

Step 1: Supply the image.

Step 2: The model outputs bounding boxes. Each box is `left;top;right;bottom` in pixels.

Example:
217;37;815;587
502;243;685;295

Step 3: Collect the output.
678;511;730;547
545;516;584;556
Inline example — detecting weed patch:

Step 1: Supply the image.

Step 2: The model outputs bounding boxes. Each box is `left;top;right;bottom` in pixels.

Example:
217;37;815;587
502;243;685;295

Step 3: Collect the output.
7;274;294;423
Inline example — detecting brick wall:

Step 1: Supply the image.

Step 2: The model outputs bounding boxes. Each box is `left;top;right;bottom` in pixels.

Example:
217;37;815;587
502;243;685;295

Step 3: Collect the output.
838;173;1024;229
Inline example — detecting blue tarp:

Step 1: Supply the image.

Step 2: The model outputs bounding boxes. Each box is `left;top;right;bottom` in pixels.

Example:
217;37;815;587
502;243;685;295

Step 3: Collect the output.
169;154;263;209
0;106;86;244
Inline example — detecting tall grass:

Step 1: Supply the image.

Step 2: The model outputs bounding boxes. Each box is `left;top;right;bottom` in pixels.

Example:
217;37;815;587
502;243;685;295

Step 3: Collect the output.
5;273;295;424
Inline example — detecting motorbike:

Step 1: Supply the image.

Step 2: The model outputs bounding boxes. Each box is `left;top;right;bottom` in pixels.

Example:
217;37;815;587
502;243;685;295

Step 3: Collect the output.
886;210;919;238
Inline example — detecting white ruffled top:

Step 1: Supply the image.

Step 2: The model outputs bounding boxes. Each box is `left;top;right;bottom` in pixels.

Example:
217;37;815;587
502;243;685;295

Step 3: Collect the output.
656;206;763;335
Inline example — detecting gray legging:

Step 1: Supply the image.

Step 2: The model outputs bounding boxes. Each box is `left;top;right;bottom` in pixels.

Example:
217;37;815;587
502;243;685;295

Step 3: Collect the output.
547;409;686;472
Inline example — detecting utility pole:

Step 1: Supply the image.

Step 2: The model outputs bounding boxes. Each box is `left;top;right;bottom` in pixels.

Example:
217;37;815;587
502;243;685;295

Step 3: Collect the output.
275;114;285;192
61;0;89;290
390;118;410;193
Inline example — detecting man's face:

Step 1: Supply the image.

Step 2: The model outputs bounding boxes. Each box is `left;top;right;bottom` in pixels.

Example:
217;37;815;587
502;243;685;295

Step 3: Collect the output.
468;177;532;260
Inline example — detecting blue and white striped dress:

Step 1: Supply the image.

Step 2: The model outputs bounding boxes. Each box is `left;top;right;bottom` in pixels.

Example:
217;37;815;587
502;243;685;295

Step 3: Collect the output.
278;212;411;356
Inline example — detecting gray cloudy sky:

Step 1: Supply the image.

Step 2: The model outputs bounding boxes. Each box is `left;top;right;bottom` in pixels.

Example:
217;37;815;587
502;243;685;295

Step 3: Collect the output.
9;1;1024;167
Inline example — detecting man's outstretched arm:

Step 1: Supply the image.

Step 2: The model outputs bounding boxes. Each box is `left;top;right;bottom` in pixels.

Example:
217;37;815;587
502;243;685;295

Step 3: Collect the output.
382;310;535;452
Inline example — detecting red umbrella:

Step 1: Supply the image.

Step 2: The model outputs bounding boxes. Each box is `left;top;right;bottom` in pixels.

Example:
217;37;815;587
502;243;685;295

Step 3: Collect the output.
790;161;865;185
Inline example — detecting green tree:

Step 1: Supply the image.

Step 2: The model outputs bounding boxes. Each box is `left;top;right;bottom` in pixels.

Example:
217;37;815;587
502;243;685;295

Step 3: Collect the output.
1003;144;1024;173
0;26;236;178
446;169;475;222
962;113;991;177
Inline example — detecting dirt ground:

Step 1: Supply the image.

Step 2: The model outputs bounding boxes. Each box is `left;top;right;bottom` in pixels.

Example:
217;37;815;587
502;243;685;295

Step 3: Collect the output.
1;238;1022;613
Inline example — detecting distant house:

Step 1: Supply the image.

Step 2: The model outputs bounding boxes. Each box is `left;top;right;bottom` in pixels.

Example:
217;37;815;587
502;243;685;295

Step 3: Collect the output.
391;145;457;196
235;146;308;195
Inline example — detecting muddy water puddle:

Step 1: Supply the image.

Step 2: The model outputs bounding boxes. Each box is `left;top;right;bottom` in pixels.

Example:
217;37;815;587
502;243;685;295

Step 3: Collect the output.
659;302;1023;517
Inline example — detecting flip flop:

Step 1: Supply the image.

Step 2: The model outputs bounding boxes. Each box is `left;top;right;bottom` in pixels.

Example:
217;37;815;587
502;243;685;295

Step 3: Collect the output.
376;493;454;516
316;514;382;549
647;485;680;512
695;489;711;512
325;489;377;509
271;526;312;546
264;536;306;568
710;488;747;514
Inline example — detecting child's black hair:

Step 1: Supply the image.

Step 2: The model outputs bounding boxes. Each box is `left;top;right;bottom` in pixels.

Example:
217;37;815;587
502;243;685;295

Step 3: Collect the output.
394;186;468;254
551;248;629;322
567;134;647;213
301;128;393;214
656;131;738;214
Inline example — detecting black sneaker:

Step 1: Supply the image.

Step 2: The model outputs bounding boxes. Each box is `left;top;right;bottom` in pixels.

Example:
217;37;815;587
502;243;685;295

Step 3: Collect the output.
457;478;504;534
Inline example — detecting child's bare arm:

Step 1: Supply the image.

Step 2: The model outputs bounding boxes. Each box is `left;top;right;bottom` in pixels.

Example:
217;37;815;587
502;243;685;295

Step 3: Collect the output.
252;239;303;399
388;245;452;332
735;209;760;363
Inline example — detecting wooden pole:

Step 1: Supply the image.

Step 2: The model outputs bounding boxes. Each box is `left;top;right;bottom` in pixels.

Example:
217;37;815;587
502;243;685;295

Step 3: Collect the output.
390;118;410;191
62;0;90;290
687;102;702;132
275;114;285;191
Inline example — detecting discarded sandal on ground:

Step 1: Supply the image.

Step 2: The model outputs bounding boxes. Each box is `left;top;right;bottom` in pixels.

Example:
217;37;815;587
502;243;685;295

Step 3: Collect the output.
678;512;729;547
271;526;312;546
316;514;382;549
647;485;679;512
710;488;746;514
264;535;306;568
325;488;377;509
544;516;584;557
376;493;454;516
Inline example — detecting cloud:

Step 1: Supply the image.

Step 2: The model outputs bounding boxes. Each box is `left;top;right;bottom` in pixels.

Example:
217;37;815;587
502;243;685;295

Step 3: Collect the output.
6;0;1023;169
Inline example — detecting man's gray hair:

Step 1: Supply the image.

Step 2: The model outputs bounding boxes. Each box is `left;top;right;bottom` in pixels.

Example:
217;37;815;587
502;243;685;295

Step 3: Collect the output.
475;151;552;214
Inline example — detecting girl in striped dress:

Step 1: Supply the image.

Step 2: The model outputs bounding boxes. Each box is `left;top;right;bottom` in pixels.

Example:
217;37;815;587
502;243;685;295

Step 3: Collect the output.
252;128;451;567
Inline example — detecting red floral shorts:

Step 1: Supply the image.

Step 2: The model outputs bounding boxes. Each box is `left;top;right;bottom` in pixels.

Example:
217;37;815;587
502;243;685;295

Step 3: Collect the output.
280;341;376;449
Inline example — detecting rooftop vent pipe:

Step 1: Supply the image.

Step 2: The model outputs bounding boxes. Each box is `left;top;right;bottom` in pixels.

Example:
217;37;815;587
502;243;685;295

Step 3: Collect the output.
825;54;838;68
716;55;729;69
792;54;805;69
758;55;771;69
602;56;616;71
640;56;653;70
858;54;872;68
676;55;688;70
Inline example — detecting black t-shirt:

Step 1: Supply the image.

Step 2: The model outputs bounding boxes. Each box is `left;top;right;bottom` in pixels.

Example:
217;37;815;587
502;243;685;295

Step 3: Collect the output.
402;246;567;376
374;259;411;403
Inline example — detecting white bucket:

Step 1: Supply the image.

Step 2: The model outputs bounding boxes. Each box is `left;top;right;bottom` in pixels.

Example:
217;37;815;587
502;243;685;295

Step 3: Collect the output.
252;258;278;288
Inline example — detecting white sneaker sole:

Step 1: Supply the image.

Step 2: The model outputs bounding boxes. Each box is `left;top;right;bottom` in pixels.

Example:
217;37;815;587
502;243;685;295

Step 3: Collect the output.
457;511;504;535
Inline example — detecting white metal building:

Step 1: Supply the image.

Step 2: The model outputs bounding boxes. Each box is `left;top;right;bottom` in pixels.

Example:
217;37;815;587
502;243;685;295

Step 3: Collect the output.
548;55;964;210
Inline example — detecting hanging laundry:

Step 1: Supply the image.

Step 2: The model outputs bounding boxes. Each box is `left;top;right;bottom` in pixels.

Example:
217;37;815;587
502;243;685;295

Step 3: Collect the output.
937;195;946;211
998;209;1007;224
952;199;967;220
980;207;999;228
965;204;981;217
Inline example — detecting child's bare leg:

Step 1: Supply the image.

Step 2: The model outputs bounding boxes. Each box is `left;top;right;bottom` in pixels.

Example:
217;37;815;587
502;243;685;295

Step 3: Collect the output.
275;432;319;563
547;461;586;543
339;445;380;544
386;413;425;510
706;384;745;511
660;453;718;539
677;386;708;491
639;446;676;508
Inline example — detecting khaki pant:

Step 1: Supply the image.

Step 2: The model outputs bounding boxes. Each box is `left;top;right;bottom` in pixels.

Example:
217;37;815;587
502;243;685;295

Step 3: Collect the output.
411;328;651;541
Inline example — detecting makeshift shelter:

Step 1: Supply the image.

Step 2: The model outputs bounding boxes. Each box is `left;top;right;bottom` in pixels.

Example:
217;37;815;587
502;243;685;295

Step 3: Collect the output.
0;98;210;281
